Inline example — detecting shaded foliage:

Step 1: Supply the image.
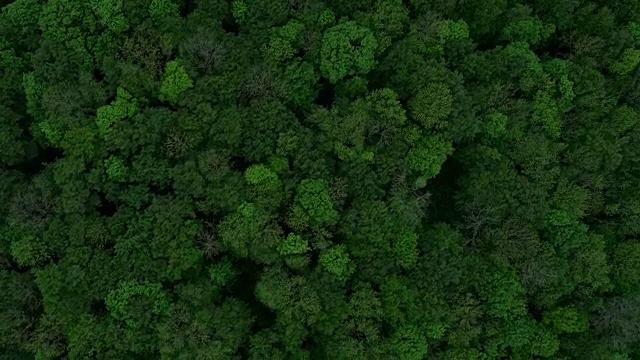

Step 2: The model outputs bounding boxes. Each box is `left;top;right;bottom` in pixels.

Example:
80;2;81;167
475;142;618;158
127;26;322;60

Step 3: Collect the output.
1;0;640;358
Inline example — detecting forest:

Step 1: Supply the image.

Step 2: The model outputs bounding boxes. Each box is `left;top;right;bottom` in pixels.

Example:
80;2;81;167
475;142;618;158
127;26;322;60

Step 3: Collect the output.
2;0;640;358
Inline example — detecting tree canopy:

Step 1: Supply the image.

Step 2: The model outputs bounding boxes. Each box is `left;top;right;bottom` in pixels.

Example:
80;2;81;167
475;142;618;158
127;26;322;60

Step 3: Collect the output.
2;0;640;358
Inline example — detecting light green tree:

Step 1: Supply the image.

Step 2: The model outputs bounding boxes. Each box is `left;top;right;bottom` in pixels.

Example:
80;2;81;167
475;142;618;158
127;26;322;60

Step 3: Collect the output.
91;0;128;32
105;156;127;182
209;258;238;288
320;244;354;281
610;48;640;75
392;230;419;269
96;87;138;138
160;60;193;103
293;179;339;226
407;134;454;179
408;83;453;130
149;0;179;20
390;325;428;360
10;235;50;267
543;306;588;333
105;280;171;329
321;21;377;83
277;234;309;256
231;0;247;24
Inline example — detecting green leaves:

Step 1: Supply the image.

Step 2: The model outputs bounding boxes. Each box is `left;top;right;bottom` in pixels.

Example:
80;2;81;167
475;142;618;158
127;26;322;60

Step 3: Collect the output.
255;267;321;324
318;9;336;28
360;0;409;51
479;260;527;321
532;90;561;139
245;164;279;187
315;87;405;161
366;87;407;127
231;0;248;24
419;19;470;57
209;259;238;288
91;0;128;32
612;243;640;295
37;120;65;147
408;83;453;130
149;0;179;20
544;210;588;254
105;280;171;329
501;41;545;92
390;325;428;360
3;1;640;358
502;6;554;45
483;112;508;139
277;234;309;256
320;21;378;83
628;22;640;45
392;230;419;269
96;87;138;138
441;19;470;42
320;245;354;281
570;233;611;292
263;20;305;64
293;179;339;226
610;48;640;75
160;60;193;103
218;203;267;259
2;0;42;36
22;72;44;121
279;60;320;108
407;134;453;179
543;306;588;333
10;236;51;267
105;156;127;182
245;164;284;208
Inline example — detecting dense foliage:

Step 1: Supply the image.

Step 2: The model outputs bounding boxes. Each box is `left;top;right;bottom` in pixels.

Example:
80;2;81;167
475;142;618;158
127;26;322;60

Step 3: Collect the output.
2;0;640;358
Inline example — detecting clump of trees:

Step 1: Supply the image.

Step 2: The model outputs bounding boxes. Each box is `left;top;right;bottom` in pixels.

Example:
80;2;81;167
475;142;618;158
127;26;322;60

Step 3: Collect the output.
2;0;640;358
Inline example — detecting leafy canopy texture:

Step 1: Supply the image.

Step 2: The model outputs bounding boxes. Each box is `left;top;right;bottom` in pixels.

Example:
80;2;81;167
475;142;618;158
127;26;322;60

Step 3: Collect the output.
293;179;339;226
3;0;640;358
320;244;354;281
160;60;193;103
320;21;378;83
105;280;171;329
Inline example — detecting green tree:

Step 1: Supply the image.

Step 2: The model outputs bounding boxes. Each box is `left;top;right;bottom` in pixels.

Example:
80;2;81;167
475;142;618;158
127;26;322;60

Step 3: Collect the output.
231;0;248;24
218;202;269;259
479;259;527;321
10;235;50;267
160;60;193;103
209;258;237;288
610;48;640;75
390;324;429;360
406;133;453;180
105;156;127;182
3;1;640;358
358;0;408;51
277;234;309;256
149;0;179;20
292;179;339;227
612;242;640;296
392;229;419;269
320;245;354;281
91;0;128;32
501;5;555;45
96;87;138;138
543;306;588;334
320;21;378;83
408;83;453;130
255;267;321;325
105;280;171;329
